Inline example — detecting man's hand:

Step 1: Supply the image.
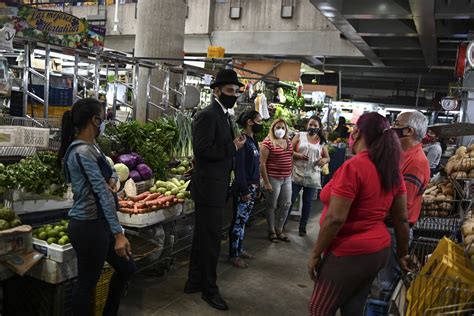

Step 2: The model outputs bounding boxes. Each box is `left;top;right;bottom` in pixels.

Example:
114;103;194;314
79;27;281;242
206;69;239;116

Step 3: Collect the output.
316;158;328;167
108;178;118;193
308;255;322;282
234;134;247;150
398;255;412;273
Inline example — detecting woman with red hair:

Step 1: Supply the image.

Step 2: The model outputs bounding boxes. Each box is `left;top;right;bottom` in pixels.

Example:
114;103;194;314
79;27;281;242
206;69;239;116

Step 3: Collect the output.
307;112;411;315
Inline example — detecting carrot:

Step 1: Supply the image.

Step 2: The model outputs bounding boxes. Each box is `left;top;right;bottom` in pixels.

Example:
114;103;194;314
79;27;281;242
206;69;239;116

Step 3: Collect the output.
145;199;161;207
129;191;150;202
156;195;175;204
135;202;147;209
119;201;134;208
133;204;139;214
143;193;161;202
119;207;134;213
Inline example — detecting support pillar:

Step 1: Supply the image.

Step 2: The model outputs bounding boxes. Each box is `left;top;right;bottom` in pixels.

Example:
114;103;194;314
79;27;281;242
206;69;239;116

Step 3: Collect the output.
134;0;186;122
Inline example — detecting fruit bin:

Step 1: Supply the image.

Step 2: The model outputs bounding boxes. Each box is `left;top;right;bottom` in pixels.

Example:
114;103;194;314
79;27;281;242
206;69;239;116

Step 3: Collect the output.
118;204;183;228
26;257;78;284
33;238;75;263
91;265;114;316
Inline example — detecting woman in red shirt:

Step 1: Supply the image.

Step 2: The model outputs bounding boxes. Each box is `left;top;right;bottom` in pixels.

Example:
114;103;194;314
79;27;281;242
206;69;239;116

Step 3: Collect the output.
260;119;293;243
307;112;411;316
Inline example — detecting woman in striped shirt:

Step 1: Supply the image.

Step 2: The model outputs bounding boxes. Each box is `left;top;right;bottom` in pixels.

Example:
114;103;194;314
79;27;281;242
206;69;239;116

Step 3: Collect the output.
260;119;293;243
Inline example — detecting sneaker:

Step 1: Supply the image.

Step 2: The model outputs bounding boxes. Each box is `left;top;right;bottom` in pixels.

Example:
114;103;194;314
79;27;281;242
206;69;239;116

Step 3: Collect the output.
230;257;248;269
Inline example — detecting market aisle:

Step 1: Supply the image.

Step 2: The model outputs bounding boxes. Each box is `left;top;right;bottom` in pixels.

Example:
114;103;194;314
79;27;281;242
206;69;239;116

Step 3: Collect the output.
119;202;322;316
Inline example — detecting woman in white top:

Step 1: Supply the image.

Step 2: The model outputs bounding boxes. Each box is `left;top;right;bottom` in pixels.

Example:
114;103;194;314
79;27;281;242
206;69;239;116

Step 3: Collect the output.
287;116;329;236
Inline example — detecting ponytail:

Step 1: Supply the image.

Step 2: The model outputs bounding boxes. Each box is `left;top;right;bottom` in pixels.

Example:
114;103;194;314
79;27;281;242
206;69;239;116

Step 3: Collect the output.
58;110;75;165
57;98;104;166
357;113;402;192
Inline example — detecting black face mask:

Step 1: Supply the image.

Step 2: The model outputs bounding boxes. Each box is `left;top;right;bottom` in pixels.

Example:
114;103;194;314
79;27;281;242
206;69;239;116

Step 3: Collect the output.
251;122;263;134
218;92;238;109
308;127;320;136
392;127;409;139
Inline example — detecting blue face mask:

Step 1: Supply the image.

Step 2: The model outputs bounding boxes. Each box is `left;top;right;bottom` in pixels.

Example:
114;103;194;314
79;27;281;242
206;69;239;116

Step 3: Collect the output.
99;120;106;136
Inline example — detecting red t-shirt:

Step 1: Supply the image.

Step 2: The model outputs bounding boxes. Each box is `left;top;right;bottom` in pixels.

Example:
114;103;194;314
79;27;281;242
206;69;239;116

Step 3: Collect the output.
401;144;430;224
319;151;406;256
262;138;293;179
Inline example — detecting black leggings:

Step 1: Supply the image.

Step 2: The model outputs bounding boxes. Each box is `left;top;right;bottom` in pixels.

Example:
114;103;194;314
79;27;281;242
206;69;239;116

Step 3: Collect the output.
309;247;390;316
68;218;136;316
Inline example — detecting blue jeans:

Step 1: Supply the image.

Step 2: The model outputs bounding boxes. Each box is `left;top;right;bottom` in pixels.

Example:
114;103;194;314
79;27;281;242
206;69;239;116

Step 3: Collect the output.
286;182;317;230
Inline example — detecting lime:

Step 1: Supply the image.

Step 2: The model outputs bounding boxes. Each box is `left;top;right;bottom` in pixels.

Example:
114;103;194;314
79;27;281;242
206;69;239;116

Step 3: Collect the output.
38;231;48;240
47;229;58;238
37;227;45;234
58;231;66;237
53;225;62;231
60;220;67;225
57;238;67;246
47;237;57;245
150;187;157;193
62;236;70;244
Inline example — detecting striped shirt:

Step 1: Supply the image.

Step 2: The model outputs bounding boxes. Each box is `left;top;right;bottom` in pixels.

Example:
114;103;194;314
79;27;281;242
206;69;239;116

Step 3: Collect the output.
262;138;293;179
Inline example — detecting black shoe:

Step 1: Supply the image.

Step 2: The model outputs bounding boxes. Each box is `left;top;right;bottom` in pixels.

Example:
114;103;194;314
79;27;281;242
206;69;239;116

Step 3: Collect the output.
299;227;307;237
184;281;201;294
201;293;229;311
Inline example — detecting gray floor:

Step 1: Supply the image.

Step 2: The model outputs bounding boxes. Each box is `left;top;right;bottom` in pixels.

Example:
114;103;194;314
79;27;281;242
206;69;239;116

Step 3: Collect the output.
119;203;322;316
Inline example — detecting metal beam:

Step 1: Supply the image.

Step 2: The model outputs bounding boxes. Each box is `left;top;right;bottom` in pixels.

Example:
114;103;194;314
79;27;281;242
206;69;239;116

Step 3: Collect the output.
349;19;418;37
341;0;412;19
310;0;384;67
409;0;438;66
365;37;421;50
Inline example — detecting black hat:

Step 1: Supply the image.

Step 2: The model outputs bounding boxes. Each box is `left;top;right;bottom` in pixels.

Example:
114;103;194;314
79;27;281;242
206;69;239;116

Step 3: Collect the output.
210;69;244;89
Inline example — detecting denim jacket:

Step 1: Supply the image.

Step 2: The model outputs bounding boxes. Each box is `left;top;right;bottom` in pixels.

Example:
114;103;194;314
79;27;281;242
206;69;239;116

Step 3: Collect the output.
64;140;122;234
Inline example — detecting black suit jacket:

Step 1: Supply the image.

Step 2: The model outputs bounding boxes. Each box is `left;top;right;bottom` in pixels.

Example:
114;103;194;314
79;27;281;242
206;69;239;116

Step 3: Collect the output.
190;101;236;207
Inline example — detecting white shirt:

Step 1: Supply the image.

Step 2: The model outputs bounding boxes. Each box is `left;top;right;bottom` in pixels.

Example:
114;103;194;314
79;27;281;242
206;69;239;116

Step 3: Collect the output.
214;96;228;114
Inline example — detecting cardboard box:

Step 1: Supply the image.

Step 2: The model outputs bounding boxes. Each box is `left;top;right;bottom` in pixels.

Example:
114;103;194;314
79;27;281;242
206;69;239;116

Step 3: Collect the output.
0;225;33;260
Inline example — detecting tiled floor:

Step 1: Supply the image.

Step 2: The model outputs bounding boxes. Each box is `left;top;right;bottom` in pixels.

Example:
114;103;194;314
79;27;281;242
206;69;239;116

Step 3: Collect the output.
119;203;322;316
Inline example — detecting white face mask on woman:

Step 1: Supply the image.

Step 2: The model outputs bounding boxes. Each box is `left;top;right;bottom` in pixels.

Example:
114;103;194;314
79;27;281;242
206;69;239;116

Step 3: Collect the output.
274;128;286;139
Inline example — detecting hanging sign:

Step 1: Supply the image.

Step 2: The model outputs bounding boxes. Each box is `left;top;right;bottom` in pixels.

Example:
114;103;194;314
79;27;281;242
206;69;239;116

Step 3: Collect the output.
0;3;105;51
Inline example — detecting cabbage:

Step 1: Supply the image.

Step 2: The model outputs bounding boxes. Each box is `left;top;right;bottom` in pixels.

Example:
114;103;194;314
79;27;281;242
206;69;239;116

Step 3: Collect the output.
129;170;142;182
106;156;114;168
116;154;137;170
136;164;153;180
114;163;130;182
131;152;145;165
124;178;137;197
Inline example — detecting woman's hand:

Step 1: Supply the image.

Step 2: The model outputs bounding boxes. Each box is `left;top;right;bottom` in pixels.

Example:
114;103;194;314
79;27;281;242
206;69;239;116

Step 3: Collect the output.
316;158;329;167
241;193;251;202
263;182;273;192
108;178;118;193
308;254;322;281
295;152;309;161
114;233;132;260
398;255;412;272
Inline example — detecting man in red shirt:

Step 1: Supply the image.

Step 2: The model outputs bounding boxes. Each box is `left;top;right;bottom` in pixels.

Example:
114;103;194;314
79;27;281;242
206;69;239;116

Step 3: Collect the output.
376;111;430;299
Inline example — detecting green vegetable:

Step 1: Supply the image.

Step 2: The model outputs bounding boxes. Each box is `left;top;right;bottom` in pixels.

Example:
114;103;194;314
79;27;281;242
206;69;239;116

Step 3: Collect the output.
170;178;181;187
158;187;167;194
170;188;180;195
0;220;9;231
164;191;172;196
176;192;185;199
47;237;57;245
9;219;22;228
114;163;130;182
38;231;48;240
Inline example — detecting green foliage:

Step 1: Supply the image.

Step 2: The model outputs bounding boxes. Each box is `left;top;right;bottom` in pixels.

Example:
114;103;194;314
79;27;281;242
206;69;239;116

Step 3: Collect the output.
101;118;178;180
0;152;67;196
283;88;305;111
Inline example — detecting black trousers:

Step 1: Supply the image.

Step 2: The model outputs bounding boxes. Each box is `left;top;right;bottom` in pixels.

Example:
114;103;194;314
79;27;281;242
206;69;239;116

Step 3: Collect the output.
187;204;224;296
68;218;136;316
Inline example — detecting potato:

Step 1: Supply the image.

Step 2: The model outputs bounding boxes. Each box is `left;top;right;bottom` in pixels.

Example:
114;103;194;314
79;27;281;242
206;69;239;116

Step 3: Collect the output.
469;144;474;152
459;158;474;172
445;195;454;200
456;146;468;156
464;235;474;246
469;169;474;178
451;171;468;179
442;188;454;196
470;151;474;158
435;194;446;201
439;211;449;217
462;221;474;236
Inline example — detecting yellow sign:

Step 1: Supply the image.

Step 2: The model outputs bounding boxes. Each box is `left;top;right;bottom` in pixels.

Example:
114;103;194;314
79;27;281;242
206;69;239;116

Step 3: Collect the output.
26;9;86;35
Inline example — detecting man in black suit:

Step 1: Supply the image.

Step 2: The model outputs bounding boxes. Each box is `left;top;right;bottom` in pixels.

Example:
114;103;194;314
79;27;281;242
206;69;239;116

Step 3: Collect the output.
184;69;246;311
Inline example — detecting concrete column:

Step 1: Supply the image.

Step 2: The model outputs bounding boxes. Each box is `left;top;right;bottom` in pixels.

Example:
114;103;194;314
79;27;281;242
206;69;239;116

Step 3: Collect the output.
134;0;186;122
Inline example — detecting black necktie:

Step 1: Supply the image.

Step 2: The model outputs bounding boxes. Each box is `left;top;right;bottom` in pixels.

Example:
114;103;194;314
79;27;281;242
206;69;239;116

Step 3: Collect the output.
226;113;235;139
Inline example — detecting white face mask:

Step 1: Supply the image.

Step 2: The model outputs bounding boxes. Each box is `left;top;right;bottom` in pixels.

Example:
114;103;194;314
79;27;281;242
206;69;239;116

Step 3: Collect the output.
274;128;286;139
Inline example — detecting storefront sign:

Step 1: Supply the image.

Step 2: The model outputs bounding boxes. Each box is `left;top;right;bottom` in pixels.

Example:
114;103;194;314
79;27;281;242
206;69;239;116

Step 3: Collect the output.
25;10;87;35
0;3;105;51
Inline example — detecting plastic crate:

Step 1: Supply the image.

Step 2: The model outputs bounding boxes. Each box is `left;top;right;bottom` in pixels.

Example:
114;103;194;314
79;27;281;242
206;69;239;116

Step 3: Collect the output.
3;276;76;316
365;299;389;316
91;266;114;316
18;126;50;147
0;126;19;146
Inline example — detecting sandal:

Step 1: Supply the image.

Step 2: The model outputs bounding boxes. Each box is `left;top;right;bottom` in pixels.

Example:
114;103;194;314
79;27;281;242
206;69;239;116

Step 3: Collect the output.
230;257;248;269
277;232;291;242
268;233;279;243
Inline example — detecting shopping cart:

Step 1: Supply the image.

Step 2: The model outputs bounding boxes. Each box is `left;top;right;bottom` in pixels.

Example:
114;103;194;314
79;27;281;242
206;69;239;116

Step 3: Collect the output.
413;217;462;242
